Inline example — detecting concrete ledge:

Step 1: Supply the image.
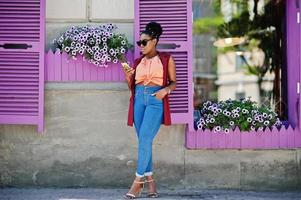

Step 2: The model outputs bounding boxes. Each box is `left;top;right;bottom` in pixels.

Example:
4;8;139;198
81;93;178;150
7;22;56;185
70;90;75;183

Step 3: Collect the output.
45;82;128;90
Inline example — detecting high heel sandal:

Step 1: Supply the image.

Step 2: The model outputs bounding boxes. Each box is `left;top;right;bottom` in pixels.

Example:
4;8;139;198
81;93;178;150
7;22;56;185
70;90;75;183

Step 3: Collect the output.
123;180;145;199
145;179;159;198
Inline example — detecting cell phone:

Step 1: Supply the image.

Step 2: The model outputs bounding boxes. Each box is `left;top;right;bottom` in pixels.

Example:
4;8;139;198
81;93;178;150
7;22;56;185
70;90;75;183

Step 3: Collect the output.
121;62;133;71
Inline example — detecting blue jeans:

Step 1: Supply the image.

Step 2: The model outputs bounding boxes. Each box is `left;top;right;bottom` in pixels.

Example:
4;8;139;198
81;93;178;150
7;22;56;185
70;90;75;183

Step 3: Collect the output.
134;85;164;177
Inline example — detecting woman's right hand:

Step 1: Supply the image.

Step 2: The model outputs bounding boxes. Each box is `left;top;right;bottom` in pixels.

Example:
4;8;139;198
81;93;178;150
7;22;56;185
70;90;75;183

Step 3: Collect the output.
122;63;135;79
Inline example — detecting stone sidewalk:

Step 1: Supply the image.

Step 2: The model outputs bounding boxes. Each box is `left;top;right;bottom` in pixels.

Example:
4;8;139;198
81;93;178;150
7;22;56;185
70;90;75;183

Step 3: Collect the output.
0;188;301;200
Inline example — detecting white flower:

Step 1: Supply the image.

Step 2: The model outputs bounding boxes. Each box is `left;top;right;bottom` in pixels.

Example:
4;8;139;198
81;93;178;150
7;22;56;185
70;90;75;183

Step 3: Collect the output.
113;59;118;63
121;40;126;45
242;109;249;114
64;47;70;52
224;128;230;133
247;117;252;122
229;121;234;126
197;124;203;130
109;49;114;54
264;120;269;126
268;114;273;120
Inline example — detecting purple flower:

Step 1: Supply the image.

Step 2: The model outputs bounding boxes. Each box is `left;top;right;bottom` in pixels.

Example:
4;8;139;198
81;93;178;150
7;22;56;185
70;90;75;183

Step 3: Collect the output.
214;126;221;132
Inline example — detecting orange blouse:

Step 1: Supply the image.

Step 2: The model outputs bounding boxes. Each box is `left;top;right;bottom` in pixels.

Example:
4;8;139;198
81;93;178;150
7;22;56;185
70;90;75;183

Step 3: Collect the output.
135;55;164;86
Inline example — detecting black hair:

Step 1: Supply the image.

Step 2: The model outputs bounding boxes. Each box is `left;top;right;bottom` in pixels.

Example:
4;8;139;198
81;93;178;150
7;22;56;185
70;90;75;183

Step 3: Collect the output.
141;22;163;42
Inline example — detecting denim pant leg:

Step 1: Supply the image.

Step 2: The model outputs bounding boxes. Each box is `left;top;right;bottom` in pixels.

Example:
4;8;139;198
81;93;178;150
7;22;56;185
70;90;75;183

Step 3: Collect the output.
136;93;163;177
133;90;145;138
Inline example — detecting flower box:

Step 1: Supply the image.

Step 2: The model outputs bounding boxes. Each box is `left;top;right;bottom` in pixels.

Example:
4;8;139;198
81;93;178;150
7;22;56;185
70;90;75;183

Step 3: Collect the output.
185;125;301;149
45;50;133;82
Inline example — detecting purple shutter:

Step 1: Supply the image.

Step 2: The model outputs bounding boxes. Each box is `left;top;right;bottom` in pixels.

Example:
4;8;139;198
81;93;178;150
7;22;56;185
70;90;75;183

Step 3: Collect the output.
135;0;194;130
0;0;45;132
287;0;300;128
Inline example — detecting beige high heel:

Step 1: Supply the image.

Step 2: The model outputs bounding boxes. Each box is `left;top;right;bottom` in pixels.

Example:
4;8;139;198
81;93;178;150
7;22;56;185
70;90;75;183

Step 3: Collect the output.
123;180;145;199
145;179;159;198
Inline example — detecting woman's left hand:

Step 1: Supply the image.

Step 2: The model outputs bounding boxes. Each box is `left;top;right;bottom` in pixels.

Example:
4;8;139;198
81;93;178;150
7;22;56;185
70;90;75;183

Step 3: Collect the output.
153;89;168;100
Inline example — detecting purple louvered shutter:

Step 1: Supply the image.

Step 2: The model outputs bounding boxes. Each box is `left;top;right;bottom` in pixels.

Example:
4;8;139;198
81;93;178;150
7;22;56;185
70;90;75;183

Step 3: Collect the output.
135;0;194;130
286;0;300;128
0;0;45;132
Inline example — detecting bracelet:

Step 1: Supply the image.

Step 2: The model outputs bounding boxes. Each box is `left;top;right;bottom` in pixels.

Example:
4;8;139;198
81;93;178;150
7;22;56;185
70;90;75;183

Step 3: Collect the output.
165;87;171;94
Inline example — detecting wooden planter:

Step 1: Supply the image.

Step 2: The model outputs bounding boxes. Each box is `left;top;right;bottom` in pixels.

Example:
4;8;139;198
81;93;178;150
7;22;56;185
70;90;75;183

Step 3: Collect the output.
45;50;134;82
185;126;301;149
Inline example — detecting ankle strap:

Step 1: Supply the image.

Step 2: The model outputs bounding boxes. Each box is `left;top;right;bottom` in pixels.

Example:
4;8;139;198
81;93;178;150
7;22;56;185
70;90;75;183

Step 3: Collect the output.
145;179;154;182
134;180;145;184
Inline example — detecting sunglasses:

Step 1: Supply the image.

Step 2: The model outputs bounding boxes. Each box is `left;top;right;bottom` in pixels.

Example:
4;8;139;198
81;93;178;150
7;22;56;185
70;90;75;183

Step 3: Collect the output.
136;39;153;47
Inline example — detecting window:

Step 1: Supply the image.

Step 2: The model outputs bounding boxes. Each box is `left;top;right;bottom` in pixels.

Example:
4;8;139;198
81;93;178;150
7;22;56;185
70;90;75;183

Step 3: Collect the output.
193;0;287;121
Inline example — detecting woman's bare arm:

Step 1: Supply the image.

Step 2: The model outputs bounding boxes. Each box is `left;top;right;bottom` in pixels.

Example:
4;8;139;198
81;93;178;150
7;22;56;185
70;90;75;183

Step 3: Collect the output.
165;56;177;93
154;55;177;99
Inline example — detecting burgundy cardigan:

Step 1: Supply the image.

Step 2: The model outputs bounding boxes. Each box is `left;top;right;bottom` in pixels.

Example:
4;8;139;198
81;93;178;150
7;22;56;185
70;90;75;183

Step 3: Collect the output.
127;51;172;126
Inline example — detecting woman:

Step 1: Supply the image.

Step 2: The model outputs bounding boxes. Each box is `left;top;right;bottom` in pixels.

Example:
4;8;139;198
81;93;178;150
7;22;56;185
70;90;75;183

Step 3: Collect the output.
122;22;176;199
